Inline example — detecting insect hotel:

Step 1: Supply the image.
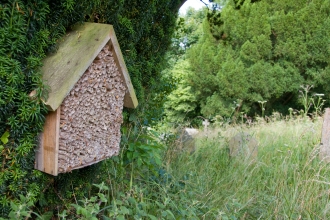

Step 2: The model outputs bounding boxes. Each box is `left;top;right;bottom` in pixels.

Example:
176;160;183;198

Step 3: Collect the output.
34;22;138;176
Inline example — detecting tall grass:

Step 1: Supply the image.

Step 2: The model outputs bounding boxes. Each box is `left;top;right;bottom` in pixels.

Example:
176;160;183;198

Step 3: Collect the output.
166;117;330;219
25;116;327;219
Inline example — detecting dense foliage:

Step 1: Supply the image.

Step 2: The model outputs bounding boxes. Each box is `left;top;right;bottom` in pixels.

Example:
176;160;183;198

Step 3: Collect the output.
163;8;206;124
165;0;330;122
0;0;183;217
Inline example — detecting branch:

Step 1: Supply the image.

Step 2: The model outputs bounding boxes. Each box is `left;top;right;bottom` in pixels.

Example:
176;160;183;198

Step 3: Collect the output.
199;0;209;7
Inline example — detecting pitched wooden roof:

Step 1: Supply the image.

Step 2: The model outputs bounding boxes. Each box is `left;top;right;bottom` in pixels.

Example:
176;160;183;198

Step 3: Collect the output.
41;22;138;111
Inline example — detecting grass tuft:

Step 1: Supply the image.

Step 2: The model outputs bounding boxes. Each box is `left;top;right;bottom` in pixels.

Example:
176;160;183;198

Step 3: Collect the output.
166;117;329;219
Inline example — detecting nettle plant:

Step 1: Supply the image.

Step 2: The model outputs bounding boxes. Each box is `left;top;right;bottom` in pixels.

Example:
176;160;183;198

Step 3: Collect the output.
0;132;49;220
121;116;165;180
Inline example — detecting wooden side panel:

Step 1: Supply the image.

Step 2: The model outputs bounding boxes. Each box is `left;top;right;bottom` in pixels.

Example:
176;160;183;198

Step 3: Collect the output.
35;108;60;175
35;135;44;172
108;30;138;109
320;108;330;162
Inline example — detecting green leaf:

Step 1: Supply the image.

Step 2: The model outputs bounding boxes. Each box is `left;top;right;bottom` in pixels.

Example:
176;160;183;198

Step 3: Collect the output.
10;202;18;211
1;131;9;145
127;197;136;204
33;212;53;220
155;201;165;209
98;193;108;203
129;114;137;122
137;158;143;166
58;210;67;219
116;215;126;220
20;211;31;217
165;210;175;219
80;208;88;217
93;183;109;191
119;206;130;215
89;196;98;203
148;214;158;220
114;200;123;206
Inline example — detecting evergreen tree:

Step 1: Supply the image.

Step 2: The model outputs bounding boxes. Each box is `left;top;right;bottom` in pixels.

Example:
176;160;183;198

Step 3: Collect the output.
186;0;330;118
163;7;206;124
164;58;198;123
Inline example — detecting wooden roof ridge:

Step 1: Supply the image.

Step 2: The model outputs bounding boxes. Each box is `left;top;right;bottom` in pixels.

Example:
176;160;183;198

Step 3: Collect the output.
41;22;138;111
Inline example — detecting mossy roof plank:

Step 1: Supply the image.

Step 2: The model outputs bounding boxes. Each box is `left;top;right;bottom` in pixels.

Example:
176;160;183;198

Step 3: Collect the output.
42;22;138;111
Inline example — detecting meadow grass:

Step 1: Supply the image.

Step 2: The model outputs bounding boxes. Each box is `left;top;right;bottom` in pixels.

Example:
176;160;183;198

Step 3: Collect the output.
44;116;328;219
166;117;330;219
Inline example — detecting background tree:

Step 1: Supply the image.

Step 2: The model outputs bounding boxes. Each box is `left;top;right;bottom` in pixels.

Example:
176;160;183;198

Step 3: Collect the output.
162;8;206;124
175;0;330;119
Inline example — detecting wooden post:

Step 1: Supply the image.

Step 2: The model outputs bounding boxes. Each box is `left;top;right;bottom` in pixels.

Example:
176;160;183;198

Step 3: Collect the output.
35;108;60;175
320;108;330;162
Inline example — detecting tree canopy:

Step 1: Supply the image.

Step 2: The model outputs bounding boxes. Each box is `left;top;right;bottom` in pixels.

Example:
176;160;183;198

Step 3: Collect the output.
165;0;330;122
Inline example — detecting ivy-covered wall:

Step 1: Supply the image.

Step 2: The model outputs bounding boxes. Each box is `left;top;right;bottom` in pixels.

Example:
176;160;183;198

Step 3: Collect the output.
0;0;181;216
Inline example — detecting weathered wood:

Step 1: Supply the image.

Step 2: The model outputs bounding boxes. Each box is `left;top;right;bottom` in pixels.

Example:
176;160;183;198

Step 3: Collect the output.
320;108;330;162
42;22;138;111
36;23;137;175
35;108;60;175
108;37;138;108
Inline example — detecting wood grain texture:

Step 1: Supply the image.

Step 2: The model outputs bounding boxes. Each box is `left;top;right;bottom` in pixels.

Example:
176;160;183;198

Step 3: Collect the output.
42;22;138;111
37;23;138;175
108;36;138;108
35;108;60;175
320;108;330;162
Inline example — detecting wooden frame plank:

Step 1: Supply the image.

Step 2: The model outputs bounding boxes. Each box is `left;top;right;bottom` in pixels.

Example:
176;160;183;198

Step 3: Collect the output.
320;108;330;162
35;108;60;175
108;31;138;108
42;22;138;111
42;23;111;111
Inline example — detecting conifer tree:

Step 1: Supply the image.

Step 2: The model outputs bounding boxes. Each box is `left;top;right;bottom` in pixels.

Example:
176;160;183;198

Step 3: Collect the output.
185;0;330;117
163;8;206;123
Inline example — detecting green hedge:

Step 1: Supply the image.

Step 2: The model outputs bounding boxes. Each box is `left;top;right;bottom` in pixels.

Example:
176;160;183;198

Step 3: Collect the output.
0;0;180;217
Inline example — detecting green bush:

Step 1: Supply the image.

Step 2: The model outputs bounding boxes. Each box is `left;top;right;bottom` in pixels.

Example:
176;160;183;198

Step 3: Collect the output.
172;0;330;118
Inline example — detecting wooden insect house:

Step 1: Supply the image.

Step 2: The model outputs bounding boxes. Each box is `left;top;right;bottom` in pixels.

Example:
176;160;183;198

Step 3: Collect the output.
34;23;138;176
